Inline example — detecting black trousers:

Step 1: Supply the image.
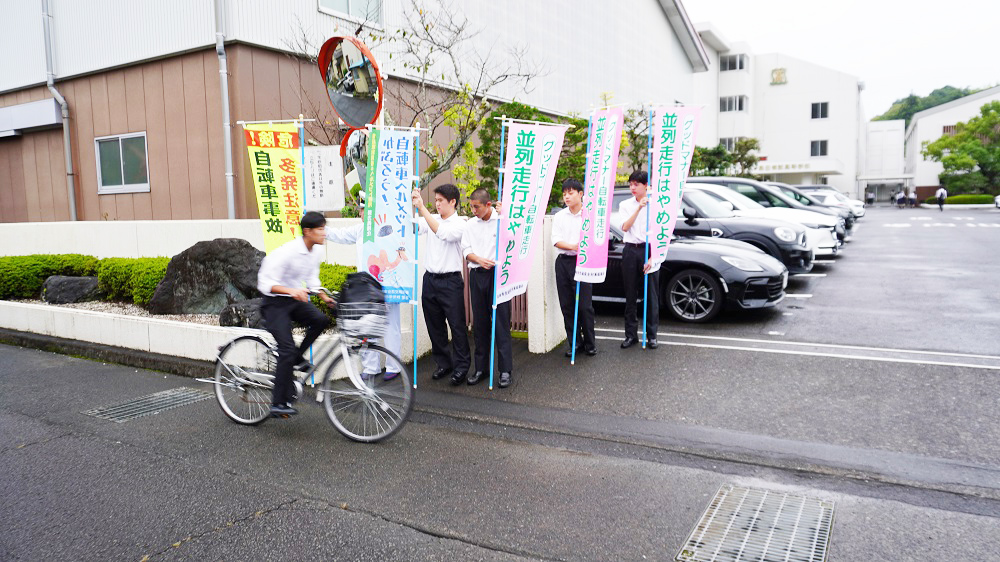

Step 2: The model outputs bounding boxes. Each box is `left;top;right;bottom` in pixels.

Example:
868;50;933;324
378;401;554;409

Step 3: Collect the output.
555;254;595;351
621;243;659;340
421;271;471;373
469;267;512;373
261;296;329;405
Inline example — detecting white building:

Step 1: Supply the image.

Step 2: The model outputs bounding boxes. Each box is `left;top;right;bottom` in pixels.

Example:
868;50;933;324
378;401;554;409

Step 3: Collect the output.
0;0;708;224
860;120;908;202
904;84;1000;197
693;24;866;197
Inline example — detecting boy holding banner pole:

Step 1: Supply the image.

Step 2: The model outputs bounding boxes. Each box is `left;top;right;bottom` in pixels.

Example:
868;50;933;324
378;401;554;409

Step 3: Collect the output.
617;170;662;349
552;178;597;359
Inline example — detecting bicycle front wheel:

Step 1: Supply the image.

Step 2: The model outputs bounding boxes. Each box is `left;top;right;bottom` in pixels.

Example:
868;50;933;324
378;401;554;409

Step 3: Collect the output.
214;335;276;425
320;343;413;442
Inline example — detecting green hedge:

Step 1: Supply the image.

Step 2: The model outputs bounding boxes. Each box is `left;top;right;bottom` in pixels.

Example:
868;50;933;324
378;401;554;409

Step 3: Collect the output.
0;254;100;299
314;263;357;323
97;257;171;305
924;194;996;205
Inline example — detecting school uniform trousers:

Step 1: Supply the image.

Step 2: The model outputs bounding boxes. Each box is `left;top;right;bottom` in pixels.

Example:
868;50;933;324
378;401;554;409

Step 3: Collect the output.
469;267;512;373
261;296;330;405
621;242;659;340
422;270;471;373
555;254;596;351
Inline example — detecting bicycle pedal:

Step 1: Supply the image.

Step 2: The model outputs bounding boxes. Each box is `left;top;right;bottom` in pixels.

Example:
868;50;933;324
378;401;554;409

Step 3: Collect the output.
271;412;291;419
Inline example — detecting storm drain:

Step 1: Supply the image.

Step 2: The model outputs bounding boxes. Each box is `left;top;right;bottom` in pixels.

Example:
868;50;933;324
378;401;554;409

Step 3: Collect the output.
676;484;834;562
82;387;213;423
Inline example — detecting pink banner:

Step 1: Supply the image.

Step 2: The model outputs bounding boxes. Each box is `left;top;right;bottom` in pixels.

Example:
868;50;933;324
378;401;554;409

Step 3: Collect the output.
575;108;624;283
647;106;701;263
495;123;567;304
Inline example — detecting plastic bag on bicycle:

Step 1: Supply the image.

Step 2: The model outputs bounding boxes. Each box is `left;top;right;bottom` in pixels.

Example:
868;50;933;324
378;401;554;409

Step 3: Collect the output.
339;272;385;305
338;272;388;338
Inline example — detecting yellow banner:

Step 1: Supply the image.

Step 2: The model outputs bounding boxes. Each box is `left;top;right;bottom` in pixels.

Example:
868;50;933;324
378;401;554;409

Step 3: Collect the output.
244;123;304;254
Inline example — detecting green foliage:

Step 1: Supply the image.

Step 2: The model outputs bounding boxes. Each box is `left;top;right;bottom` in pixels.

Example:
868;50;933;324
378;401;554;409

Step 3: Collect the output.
97;257;170;304
621;107;649;174
341;183;364;218
0;254;99;300
314;263;357;324
873;86;980;127
691;144;733;176
922;101;1000;194
923;194;995;204
731;138;761;178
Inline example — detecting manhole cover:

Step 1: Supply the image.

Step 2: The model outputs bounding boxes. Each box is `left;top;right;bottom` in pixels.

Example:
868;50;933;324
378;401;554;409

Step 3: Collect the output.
676;484;834;562
82;387;213;423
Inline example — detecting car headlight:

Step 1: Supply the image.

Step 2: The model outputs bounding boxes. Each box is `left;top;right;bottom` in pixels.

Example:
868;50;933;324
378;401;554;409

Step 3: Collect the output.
773;227;797;242
721;255;764;272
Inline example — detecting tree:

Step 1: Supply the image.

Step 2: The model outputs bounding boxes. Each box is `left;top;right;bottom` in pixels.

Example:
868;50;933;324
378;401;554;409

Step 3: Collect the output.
621;106;650;175
873;86;981;127
731;138;761;177
690;144;732;176
922;100;1000;194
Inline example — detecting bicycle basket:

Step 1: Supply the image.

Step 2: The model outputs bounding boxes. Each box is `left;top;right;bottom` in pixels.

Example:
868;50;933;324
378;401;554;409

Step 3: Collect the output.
338;302;388;338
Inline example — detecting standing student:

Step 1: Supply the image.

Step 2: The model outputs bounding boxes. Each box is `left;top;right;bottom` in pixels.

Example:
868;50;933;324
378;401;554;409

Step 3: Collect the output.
616;170;663;350
935;186;948;211
411;184;471;385
257;211;334;417
326;222;403;379
461;188;513;388
551;178;597;358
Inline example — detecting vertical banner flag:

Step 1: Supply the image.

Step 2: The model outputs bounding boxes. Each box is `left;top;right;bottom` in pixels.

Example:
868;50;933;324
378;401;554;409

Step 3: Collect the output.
648;106;702;262
575;108;624;283
362;128;418;303
303;145;346;211
495;123;567;304
245;123;304;253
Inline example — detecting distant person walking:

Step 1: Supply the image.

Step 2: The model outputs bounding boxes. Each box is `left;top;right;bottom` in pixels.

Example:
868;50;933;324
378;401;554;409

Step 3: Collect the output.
895;191;906;209
935;187;948;211
908;190;917;208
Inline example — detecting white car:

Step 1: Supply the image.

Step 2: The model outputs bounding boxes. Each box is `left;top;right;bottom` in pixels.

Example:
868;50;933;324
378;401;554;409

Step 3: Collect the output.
808;190;866;218
995;194;1000;208
686;183;842;257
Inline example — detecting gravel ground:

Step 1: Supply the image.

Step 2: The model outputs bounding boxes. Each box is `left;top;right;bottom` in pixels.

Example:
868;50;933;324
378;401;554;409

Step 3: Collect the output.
10;300;220;326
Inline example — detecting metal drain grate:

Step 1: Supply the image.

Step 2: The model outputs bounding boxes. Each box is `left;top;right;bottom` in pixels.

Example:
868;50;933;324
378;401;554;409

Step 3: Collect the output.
676;484;834;562
83;387;213;423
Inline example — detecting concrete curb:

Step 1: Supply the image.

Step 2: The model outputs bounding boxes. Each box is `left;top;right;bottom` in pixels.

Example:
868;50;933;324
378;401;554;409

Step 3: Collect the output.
0;327;214;378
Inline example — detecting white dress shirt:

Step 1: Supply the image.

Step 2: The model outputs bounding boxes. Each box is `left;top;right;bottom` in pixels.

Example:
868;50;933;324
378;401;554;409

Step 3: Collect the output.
461;210;500;268
418;213;467;273
324;223;365;266
551;206;583;256
257;237;323;296
935;187;948;199
616;196;651;244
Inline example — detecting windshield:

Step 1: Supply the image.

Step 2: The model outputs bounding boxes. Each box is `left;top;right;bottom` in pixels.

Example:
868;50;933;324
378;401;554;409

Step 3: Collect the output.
831;192;851;203
781;187;822;206
689;185;765;210
759;185;798;208
684;189;734;218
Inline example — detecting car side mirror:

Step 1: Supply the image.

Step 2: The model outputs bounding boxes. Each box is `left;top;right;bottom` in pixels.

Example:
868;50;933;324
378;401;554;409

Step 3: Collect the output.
682;206;698;225
720;201;734;212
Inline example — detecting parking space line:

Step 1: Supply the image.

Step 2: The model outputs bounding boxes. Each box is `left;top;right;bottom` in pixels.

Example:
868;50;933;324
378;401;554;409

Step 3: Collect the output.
791;273;826;278
593;328;1000;360
592;336;1000;370
812;260;835;264
784;294;812;298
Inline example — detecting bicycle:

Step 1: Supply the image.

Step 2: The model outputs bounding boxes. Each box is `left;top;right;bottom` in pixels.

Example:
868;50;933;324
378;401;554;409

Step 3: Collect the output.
198;289;413;443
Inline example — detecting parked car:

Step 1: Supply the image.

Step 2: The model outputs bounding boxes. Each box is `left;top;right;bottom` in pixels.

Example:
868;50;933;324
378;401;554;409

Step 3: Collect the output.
593;224;788;323
766;181;862;224
796;185;866;217
684;182;842;257
688;177;849;242
995;194;1000;208
611;187;813;273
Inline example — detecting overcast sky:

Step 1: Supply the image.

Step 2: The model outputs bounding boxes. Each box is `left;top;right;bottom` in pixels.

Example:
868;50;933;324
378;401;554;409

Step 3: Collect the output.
684;0;998;118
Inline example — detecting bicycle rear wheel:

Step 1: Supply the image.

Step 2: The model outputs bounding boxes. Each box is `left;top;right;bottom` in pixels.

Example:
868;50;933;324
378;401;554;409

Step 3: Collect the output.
214;336;275;425
320;343;413;442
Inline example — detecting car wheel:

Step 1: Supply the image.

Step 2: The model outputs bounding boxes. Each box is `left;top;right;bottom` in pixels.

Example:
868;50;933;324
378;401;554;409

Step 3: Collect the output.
665;269;724;323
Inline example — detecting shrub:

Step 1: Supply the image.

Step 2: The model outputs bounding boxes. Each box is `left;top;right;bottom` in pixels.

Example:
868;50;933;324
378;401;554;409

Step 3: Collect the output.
924;194;995;205
97;257;170;304
0;254;100;299
314;263;357;323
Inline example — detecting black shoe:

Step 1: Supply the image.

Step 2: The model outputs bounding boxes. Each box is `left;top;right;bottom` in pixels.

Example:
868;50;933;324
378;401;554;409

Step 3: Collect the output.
498;372;512;388
621;337;638;349
564;348;572;358
450;370;467;385
270;403;298;417
432;367;450;380
466;370;484;385
647;339;658;349
585;347;598;356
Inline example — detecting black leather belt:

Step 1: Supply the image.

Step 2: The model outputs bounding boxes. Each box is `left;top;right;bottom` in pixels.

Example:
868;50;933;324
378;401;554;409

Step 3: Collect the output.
624;242;648;247
426;271;461;278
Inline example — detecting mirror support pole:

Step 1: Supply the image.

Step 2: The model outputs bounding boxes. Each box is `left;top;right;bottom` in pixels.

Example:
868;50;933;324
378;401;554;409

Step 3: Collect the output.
215;0;236;219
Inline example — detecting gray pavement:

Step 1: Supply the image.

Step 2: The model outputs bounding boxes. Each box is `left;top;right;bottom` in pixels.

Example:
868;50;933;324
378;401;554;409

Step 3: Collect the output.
2;206;1000;560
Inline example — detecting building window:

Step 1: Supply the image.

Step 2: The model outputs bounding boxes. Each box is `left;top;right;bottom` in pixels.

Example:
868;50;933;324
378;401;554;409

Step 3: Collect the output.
720;96;748;113
318;0;382;24
943;125;957;136
719;137;746;152
720;54;748;71
95;133;149;195
810;140;828;157
811;102;829;119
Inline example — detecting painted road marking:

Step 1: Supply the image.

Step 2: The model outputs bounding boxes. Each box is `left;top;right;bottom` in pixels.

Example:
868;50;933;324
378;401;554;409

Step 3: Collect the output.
812;260;835;264
792;273;826;278
784;293;812;298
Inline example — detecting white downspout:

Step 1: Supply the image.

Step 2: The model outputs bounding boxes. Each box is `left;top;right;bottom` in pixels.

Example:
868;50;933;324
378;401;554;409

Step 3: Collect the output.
215;0;236;219
42;0;77;221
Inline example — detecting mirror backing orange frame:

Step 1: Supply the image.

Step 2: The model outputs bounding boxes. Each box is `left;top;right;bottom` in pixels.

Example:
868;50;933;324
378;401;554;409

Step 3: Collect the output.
316;36;386;156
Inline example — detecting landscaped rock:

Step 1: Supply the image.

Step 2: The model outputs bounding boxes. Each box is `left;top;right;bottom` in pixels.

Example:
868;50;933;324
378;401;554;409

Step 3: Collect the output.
219;298;266;329
42;276;102;304
148;239;264;315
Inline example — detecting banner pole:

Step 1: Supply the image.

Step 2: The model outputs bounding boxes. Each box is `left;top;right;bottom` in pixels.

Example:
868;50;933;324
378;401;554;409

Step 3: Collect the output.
489;119;507;390
412;125;421;389
297;118;318;385
642;109;653;349
571;113;595;366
